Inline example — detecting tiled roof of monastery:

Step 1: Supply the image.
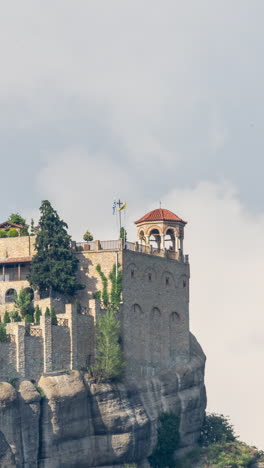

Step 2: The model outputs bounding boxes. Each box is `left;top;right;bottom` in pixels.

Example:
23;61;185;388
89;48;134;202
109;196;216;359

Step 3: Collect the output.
0;257;32;264
135;208;187;225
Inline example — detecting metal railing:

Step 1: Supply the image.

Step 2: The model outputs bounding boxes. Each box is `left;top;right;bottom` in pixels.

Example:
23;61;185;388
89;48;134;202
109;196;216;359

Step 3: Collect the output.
100;240;120;250
73;238;187;262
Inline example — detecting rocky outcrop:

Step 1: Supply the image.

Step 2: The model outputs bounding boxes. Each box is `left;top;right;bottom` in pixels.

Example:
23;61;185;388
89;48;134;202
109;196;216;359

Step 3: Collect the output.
0;333;206;468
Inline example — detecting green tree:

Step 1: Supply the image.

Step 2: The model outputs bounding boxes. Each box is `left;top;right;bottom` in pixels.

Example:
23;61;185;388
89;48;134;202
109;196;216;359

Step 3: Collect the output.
8;213;29;236
148;412;180;468
45;307;50;317
10;310;21;322
93;305;125;381
30;219;35;236
3;311;10;323
14;288;32;318
0;323;7;342
83;230;93;241
25;313;33;323
28;200;83;297
34;305;41;324
0;230;7;238
7;228;18;237
120;227;127;242
109;263;122;305
8;213;26;226
199;413;236;447
96;264;109;306
51;307;57;325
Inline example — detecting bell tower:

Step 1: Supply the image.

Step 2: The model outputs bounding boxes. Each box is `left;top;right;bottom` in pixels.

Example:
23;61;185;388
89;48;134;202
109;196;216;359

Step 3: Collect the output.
135;208;187;255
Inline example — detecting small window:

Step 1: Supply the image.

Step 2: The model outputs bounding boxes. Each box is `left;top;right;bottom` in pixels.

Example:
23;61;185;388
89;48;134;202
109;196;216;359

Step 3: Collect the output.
166;277;170;286
131;269;134;278
148;273;152;281
183;280;187;288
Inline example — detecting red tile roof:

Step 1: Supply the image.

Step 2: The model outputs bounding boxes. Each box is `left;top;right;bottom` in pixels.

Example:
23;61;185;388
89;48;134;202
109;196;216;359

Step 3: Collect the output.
135;208;187;225
0;221;25;229
0;257;32;264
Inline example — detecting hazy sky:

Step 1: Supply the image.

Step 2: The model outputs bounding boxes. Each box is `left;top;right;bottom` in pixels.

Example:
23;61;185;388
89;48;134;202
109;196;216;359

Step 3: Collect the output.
1;1;264;448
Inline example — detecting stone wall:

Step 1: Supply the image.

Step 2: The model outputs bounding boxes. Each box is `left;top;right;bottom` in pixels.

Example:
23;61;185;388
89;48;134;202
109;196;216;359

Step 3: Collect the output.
52;326;71;371
122;249;190;378
0;236;35;259
75;250;123;308
76;314;94;368
25;336;44;381
0;342;17;381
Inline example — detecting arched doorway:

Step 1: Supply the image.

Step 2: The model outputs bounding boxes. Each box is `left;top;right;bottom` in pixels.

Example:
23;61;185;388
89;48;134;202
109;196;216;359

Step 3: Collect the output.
5;289;16;303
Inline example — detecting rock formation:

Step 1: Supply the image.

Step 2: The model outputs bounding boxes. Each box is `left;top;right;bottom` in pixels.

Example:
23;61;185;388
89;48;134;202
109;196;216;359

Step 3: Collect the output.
0;333;206;468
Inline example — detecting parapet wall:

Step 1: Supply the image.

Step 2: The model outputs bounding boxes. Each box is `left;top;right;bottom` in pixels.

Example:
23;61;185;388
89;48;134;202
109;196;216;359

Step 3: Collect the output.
0;300;95;382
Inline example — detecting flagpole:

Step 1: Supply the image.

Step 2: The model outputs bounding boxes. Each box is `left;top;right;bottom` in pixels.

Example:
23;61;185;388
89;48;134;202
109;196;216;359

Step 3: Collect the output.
117;199;122;234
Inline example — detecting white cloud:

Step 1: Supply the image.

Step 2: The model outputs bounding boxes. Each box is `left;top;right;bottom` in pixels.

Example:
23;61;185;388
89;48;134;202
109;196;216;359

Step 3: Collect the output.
163;182;264;449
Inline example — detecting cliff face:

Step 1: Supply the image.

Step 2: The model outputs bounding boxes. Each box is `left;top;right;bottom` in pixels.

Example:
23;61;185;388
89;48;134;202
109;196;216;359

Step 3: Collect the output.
0;333;206;468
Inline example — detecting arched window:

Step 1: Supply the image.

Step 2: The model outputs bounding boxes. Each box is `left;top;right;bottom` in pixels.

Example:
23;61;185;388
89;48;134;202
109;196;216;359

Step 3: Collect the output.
5;289;16;303
165;228;176;251
149;229;161;250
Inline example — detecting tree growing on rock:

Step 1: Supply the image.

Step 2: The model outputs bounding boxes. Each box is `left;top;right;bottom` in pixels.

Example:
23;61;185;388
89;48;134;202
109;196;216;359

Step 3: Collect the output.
28;200;83;297
93;304;125;381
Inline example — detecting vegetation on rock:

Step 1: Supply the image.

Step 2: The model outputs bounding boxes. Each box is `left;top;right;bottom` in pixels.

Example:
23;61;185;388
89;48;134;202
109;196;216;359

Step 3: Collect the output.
148;412;180;468
199;412;236;446
93;263;124;381
93;304;125;381
28;200;83;297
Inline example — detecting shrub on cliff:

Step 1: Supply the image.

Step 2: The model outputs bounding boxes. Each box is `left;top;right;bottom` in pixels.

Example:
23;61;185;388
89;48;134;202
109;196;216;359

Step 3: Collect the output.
28;200;83;297
199;412;236;446
148;412;180;468
93;304;125;381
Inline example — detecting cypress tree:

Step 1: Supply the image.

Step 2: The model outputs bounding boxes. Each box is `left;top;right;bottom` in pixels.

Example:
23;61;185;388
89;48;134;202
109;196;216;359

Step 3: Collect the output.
51;307;57;325
34;305;42;325
28;200;83;297
93;305;125;381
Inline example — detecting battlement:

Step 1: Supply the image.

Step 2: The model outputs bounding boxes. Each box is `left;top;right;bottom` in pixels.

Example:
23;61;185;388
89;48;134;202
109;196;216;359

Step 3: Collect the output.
0;299;97;382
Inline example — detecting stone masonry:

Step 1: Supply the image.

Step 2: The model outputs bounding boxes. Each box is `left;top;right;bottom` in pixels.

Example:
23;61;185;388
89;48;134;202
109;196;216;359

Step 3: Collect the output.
0;209;193;382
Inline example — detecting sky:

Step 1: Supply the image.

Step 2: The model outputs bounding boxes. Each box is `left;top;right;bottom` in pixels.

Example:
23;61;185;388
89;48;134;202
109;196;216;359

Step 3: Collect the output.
1;1;264;448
